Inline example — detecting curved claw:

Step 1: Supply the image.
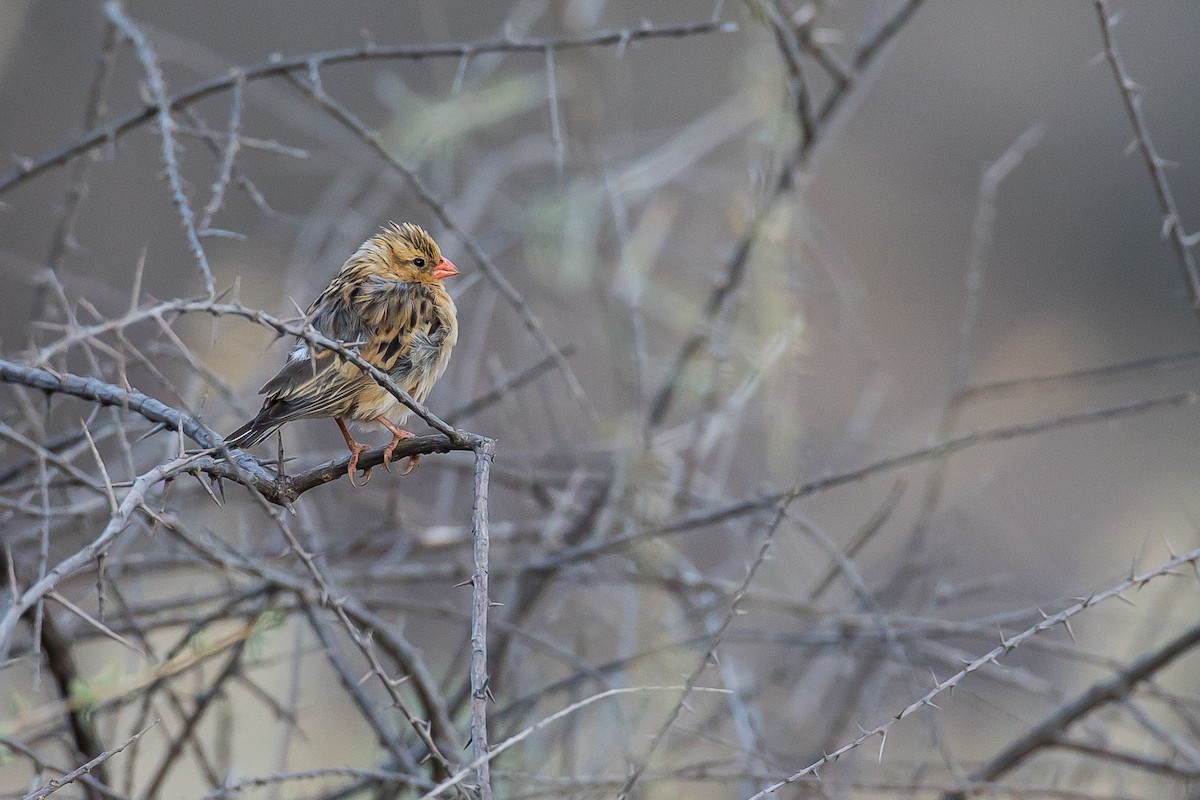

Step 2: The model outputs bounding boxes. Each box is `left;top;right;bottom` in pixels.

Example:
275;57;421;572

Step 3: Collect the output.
400;454;420;476
344;442;372;488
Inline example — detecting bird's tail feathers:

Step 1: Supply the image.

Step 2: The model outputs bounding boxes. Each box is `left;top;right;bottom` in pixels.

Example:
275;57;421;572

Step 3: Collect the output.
223;415;280;451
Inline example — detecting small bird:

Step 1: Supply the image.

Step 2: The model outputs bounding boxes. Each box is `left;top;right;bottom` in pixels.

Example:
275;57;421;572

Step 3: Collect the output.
225;222;459;485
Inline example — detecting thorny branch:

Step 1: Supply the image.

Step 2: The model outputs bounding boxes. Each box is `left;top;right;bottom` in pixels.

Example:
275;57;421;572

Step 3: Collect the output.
0;19;736;196
943;619;1200;798
1095;0;1200;323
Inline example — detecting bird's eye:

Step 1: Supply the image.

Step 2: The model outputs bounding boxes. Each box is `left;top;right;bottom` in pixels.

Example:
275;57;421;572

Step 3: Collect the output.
412;257;426;268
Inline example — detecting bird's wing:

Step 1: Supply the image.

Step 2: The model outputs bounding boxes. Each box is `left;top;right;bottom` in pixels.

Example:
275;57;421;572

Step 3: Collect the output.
253;278;441;422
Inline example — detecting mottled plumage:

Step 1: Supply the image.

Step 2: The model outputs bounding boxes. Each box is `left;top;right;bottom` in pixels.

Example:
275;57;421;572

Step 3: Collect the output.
226;222;459;483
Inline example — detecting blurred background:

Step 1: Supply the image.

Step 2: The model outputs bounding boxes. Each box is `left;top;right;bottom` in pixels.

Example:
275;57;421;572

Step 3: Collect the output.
2;1;1200;798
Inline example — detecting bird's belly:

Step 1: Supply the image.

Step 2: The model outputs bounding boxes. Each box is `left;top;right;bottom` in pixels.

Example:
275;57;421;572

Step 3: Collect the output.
342;384;409;424
343;343;452;426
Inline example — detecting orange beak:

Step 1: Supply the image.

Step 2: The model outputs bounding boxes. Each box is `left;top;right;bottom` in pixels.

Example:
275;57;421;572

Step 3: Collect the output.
432;257;459;280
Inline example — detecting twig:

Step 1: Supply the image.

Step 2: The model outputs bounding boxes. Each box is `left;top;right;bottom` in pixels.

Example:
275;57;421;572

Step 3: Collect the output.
197;71;245;233
1095;1;1200;322
0;453;206;656
21;721;157;800
418;686;733;800
0;20;736;196
747;543;1200;798
105;2;215;296
943;619;1200;798
617;505;784;798
38;16;120;321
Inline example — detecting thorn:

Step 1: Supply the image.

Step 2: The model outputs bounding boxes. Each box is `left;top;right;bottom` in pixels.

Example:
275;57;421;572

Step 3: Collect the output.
1113;591;1137;608
198;228;246;240
137;422;168;442
129;247;147;313
1161;532;1179;558
191;471;223;507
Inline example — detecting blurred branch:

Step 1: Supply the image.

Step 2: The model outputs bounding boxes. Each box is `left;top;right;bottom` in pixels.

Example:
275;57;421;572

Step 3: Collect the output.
747;542;1200;798
37;16;119;321
617;505;784;799
21;722;155;800
1095;1;1200;324
943;619;1200;799
0;20;736;196
552;388;1200;567
649;0;926;425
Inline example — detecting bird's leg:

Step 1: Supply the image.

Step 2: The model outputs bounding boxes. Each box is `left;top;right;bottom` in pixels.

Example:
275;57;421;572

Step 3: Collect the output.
374;416;418;475
335;418;373;487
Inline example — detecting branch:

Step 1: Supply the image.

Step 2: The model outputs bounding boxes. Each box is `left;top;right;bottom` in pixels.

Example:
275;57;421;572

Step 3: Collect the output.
104;1;215;296
943;619;1200;798
747;543;1200;798
468;440;496;800
21;721;156;800
0;20;736;196
0;357;220;449
1095;1;1200;322
0;356;473;504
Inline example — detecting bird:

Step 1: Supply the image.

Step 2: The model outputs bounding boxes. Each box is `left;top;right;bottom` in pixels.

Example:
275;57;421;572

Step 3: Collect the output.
225;222;459;485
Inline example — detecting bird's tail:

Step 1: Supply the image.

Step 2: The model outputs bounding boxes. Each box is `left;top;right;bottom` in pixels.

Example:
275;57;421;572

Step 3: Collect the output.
223;414;280;451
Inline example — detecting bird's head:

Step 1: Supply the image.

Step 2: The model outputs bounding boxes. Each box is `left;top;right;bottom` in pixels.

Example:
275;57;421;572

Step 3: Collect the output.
356;221;459;283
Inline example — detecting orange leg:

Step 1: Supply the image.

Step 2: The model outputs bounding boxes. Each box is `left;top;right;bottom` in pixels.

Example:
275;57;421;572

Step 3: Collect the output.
335;418;373;487
374;416;418;475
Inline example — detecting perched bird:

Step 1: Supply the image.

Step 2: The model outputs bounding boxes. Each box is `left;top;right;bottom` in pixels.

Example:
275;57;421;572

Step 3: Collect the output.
226;222;459;485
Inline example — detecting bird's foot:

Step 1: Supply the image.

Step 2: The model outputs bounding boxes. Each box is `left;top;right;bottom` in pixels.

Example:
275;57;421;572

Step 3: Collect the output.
381;427;417;474
345;440;373;487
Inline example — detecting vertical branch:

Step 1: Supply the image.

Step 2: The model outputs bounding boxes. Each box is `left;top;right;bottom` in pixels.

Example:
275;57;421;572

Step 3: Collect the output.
105;1;216;297
197;72;245;234
1095;1;1200;323
469;439;497;800
616;505;785;799
905;124;1043;556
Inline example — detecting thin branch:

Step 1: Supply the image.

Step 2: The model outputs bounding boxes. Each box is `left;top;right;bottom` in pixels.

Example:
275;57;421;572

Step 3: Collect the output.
534;388;1200;569
617;505;784;798
0;20;736;196
1095;0;1200;322
197;71;245;234
105;1;215;296
21;721;156;800
418;686;733;800
942;619;1200;799
746;543;1200;798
